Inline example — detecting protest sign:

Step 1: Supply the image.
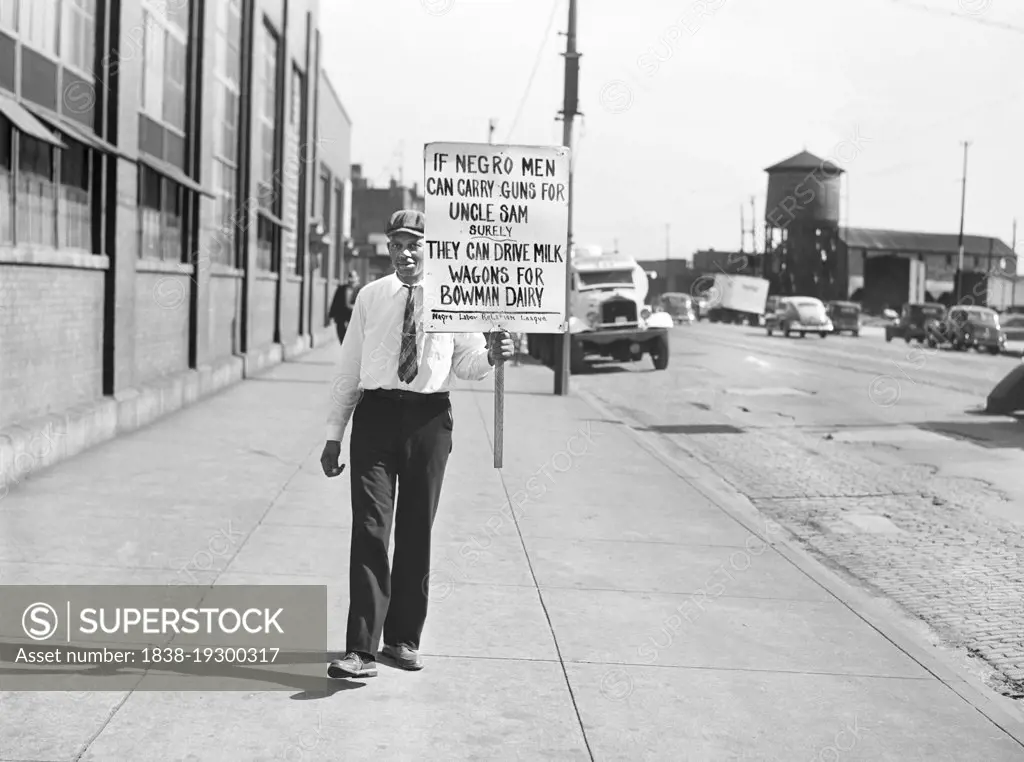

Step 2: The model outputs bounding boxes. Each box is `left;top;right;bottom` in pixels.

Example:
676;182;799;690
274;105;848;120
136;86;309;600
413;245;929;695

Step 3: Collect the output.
421;142;571;334
422;142;572;468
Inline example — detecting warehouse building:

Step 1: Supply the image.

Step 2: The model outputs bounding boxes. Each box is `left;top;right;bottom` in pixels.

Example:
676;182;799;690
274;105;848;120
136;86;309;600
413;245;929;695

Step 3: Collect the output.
839;228;1017;304
0;0;352;487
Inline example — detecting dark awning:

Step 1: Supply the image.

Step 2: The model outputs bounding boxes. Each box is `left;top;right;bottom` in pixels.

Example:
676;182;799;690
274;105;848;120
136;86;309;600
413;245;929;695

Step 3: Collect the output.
21;101;132;159
0;91;67;149
137;155;215;199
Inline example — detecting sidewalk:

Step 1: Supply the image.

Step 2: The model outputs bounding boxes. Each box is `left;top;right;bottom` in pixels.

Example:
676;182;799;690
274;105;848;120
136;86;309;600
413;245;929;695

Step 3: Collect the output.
1;345;1024;760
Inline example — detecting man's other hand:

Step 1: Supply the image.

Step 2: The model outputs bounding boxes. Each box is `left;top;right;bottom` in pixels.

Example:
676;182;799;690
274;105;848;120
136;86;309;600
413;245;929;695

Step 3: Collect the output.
321;441;346;477
487;330;515;365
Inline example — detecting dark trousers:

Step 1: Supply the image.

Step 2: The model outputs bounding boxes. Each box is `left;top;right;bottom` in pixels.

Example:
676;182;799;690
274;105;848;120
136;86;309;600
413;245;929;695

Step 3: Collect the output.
346;391;453;656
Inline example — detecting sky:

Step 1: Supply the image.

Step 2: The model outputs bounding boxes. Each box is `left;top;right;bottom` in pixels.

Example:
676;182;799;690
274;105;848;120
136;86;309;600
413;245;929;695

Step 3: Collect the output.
320;0;1024;268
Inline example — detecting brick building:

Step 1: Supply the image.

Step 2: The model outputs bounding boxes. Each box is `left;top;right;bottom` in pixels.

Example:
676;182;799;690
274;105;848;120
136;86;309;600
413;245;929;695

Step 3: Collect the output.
349;164;423;283
0;0;352;487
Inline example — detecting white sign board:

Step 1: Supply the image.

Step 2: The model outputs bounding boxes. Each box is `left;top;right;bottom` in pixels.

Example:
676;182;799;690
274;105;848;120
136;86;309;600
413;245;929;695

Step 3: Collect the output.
422;142;571;333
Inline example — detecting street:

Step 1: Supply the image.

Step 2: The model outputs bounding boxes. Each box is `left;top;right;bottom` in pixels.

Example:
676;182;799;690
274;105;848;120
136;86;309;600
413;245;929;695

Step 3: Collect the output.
575;320;1024;701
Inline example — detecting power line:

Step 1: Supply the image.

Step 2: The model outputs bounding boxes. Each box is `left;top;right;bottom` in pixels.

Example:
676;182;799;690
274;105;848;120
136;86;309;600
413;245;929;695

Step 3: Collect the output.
887;0;1024;35
505;0;562;143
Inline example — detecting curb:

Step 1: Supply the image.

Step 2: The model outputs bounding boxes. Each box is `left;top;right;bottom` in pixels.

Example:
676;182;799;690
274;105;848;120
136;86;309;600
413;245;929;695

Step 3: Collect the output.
576;387;1024;748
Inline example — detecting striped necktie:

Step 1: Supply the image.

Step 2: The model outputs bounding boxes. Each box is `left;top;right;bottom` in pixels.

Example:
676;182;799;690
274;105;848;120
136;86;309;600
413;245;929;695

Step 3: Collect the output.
398;284;418;384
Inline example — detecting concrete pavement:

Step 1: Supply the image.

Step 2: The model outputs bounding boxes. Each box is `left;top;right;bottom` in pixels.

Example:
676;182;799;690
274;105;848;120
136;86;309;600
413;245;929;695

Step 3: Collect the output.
2;343;1024;760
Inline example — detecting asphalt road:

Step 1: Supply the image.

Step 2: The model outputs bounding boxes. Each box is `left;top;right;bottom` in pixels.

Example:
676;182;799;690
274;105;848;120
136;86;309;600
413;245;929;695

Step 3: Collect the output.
573;320;1024;704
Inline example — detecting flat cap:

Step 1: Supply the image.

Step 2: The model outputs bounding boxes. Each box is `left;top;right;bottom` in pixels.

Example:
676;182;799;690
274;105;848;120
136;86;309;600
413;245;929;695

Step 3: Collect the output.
386;209;425;237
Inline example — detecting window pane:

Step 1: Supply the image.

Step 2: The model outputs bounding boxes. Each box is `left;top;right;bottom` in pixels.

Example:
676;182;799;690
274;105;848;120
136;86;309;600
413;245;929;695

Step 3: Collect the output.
162;34;186;130
0;0;16;32
142;13;164;117
60;138;91;250
227;2;241;41
166;0;189;32
18;134;53;178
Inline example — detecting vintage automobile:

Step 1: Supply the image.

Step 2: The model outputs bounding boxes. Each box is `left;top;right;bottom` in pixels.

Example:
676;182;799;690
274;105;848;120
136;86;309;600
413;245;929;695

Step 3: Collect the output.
657;292;696;324
884;302;946;344
926;305;1007;354
527;250;673;371
765;296;833;338
827;300;861;336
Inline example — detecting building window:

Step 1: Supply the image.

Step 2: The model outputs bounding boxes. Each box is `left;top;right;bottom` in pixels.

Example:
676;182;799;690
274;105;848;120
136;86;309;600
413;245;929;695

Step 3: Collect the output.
61;0;96;77
3;0;98;123
16;132;57;246
138;164;186;262
58;134;90;249
255;21;281;272
0;114;11;242
139;0;190;168
319;169;330;231
18;0;59;57
0;109;102;251
0;0;18;33
256;24;279;214
211;0;242;267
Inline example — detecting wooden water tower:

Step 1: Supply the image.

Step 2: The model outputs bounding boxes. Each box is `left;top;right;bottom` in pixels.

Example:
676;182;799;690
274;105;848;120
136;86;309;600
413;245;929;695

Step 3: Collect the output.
762;150;846;300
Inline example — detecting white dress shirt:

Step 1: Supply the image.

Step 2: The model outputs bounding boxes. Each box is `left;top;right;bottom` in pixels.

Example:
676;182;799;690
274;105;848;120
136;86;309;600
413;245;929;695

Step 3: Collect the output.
325;273;494;441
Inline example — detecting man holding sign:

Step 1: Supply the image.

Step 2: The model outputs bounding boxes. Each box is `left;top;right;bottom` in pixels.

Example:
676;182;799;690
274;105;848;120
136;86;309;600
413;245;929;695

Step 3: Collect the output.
321;209;514;679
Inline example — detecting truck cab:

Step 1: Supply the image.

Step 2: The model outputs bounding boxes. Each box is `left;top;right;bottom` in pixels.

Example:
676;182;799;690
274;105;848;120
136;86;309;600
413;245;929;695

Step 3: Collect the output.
526;249;673;372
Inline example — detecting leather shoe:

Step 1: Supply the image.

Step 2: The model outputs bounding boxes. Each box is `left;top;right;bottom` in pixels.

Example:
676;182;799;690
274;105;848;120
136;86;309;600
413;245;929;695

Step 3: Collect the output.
327;651;377;678
381;643;423;671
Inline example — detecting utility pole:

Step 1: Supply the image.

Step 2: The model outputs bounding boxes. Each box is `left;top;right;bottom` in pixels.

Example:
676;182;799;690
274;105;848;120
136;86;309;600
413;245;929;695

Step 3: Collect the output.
739;205;745;253
554;0;579;396
955;140;970;304
1012;218;1018;307
750;196;757;255
488;119;496;144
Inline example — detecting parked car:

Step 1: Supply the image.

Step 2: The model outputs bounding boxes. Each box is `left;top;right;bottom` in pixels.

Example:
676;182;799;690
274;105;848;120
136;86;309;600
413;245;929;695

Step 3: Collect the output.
884;302;945;344
926;305;1006;354
1001;312;1024;341
765;296;833;338
657;292;696;324
827;300;861;336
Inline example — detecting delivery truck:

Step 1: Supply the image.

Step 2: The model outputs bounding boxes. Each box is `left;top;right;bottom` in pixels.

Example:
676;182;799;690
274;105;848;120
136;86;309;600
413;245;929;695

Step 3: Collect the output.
701;273;770;326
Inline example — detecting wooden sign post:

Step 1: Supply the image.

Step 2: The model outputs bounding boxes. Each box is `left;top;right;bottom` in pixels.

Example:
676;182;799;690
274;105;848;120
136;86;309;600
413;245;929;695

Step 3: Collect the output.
421;142;571;468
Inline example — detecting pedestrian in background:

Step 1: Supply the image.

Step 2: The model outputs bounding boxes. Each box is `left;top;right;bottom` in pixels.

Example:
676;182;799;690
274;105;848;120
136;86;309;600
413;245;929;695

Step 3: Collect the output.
321;209;514;678
328;270;361;345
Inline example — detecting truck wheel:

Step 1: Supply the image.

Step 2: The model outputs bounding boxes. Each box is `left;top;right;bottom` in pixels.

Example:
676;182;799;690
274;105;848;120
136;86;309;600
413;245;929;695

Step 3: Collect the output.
767;328;774;336
853;330;859;337
799;331;806;338
783;323;790;338
885;331;892;342
651;335;669;370
819;331;827;338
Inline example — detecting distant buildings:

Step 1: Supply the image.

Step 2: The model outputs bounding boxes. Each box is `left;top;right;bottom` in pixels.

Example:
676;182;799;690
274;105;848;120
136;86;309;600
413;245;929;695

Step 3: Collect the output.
684;149;1020;307
349;165;423;283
